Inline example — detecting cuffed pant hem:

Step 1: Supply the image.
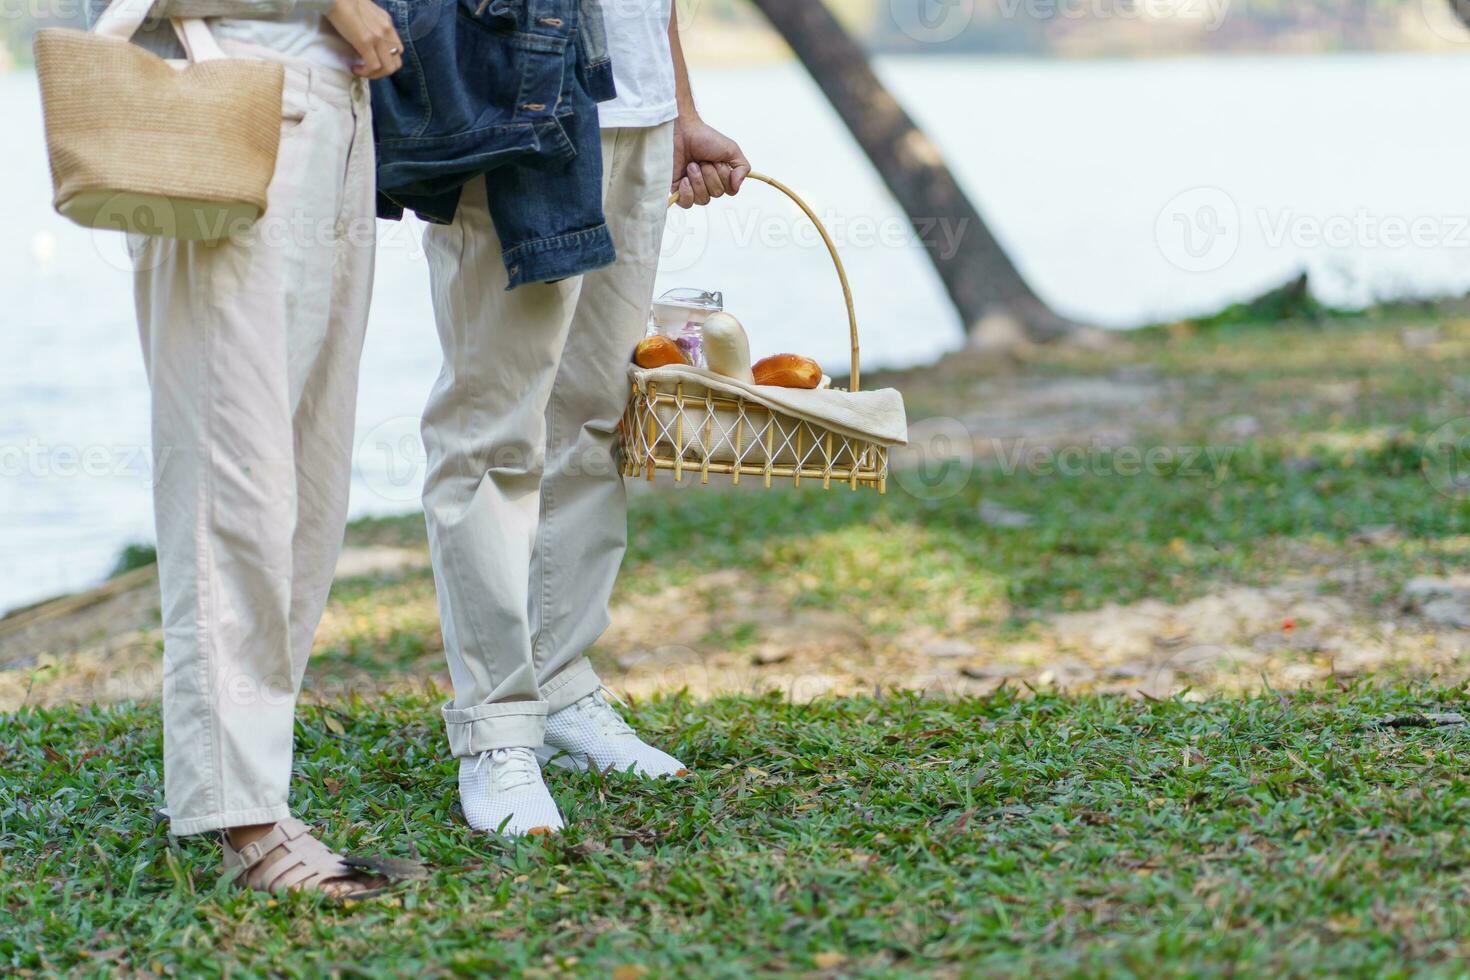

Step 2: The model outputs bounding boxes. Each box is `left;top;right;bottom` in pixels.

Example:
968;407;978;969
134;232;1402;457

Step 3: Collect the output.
443;700;548;758
540;656;602;715
167;803;292;838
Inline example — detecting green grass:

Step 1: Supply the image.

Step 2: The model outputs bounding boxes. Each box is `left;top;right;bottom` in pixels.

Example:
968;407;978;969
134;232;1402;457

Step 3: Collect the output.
331;306;1470;631
7;687;1470;975
330;434;1468;647
108;543;158;579
10;311;1470;972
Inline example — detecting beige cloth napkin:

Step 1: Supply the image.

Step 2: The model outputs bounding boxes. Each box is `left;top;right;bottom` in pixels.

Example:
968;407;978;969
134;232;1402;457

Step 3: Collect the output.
630;365;909;446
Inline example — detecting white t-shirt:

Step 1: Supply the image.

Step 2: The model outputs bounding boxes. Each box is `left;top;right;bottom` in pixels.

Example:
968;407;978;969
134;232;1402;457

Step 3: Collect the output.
597;0;677;129
211;15;356;73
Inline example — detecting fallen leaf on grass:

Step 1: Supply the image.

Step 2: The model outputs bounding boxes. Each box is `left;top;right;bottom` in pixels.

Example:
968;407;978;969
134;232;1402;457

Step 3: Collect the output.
566;839;607;859
1372;712;1467;729
813;952;847;969
343;854;429;881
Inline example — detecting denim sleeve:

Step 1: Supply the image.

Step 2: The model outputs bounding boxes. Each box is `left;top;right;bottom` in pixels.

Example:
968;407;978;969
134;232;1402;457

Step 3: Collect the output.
577;0;616;103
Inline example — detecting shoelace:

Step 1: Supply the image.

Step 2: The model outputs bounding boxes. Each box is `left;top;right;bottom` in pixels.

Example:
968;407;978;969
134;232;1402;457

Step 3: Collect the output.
471;746;541;793
572;690;635;739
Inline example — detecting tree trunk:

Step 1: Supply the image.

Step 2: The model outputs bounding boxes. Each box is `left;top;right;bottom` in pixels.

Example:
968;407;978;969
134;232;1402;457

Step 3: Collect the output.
744;0;1082;343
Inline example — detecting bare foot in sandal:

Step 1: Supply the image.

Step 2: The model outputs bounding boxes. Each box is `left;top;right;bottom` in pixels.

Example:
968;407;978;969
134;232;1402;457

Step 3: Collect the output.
223;818;387;898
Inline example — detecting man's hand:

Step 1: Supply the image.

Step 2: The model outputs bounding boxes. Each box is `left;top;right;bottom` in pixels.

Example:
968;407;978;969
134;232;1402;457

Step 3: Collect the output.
327;0;403;80
671;115;751;209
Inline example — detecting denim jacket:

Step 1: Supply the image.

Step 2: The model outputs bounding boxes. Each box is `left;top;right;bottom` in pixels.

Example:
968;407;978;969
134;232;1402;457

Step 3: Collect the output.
371;0;618;288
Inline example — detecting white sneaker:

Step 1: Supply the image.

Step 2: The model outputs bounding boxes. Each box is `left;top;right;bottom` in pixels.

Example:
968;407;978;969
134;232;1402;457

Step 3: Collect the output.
459;747;565;836
538;690;689;778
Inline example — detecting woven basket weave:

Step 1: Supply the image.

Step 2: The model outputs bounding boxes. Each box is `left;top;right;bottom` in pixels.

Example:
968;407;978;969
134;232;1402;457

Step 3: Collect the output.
34;3;283;243
621;173;890;494
623;377;890;491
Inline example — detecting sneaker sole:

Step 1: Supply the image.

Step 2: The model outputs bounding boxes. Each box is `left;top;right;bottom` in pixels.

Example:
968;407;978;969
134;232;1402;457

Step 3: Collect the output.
534;746;691;779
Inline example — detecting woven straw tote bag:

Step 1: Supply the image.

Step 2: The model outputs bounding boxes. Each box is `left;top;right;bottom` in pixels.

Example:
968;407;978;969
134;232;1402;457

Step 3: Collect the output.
33;0;285;242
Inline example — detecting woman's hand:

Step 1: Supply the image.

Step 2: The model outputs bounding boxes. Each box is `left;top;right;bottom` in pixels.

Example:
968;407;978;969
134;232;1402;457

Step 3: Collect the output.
326;0;404;79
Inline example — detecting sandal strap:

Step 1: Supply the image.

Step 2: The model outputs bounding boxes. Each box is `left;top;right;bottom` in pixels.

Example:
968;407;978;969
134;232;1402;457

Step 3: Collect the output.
222;817;310;873
221;818;372;895
270;852;353;892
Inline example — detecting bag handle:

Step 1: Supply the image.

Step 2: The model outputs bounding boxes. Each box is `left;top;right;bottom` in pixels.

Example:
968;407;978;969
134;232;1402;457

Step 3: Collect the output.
93;0;226;63
667;172;861;392
170;16;228;61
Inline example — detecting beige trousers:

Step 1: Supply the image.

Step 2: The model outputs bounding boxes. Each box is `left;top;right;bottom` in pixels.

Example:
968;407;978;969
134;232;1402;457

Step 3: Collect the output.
133;49;376;836
422;123;674;757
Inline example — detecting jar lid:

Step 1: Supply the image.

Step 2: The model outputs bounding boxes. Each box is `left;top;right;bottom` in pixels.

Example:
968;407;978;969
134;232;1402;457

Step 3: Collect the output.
654;287;724;311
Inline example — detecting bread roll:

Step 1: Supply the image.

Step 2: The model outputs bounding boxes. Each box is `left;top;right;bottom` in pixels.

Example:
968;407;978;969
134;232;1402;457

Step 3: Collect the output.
752;353;822;389
633;335;689;369
701;312;754;383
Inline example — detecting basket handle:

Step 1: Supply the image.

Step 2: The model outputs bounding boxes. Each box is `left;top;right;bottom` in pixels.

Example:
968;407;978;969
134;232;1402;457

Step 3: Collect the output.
666;172;861;392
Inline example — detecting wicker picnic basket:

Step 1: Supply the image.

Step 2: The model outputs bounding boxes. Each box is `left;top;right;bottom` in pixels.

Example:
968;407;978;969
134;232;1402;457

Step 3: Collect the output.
621;173;892;493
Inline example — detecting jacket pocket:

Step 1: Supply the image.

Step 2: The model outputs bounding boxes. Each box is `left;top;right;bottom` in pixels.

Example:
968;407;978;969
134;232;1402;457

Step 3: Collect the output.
508;29;568;121
372;0;447;140
458;0;570;123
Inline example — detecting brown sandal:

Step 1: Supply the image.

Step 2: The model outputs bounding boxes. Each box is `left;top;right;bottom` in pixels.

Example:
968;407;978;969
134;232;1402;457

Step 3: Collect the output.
221;817;420;898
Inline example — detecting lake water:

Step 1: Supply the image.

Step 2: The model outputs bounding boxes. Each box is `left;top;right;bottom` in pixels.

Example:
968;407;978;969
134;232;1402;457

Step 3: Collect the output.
4;52;1470;613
